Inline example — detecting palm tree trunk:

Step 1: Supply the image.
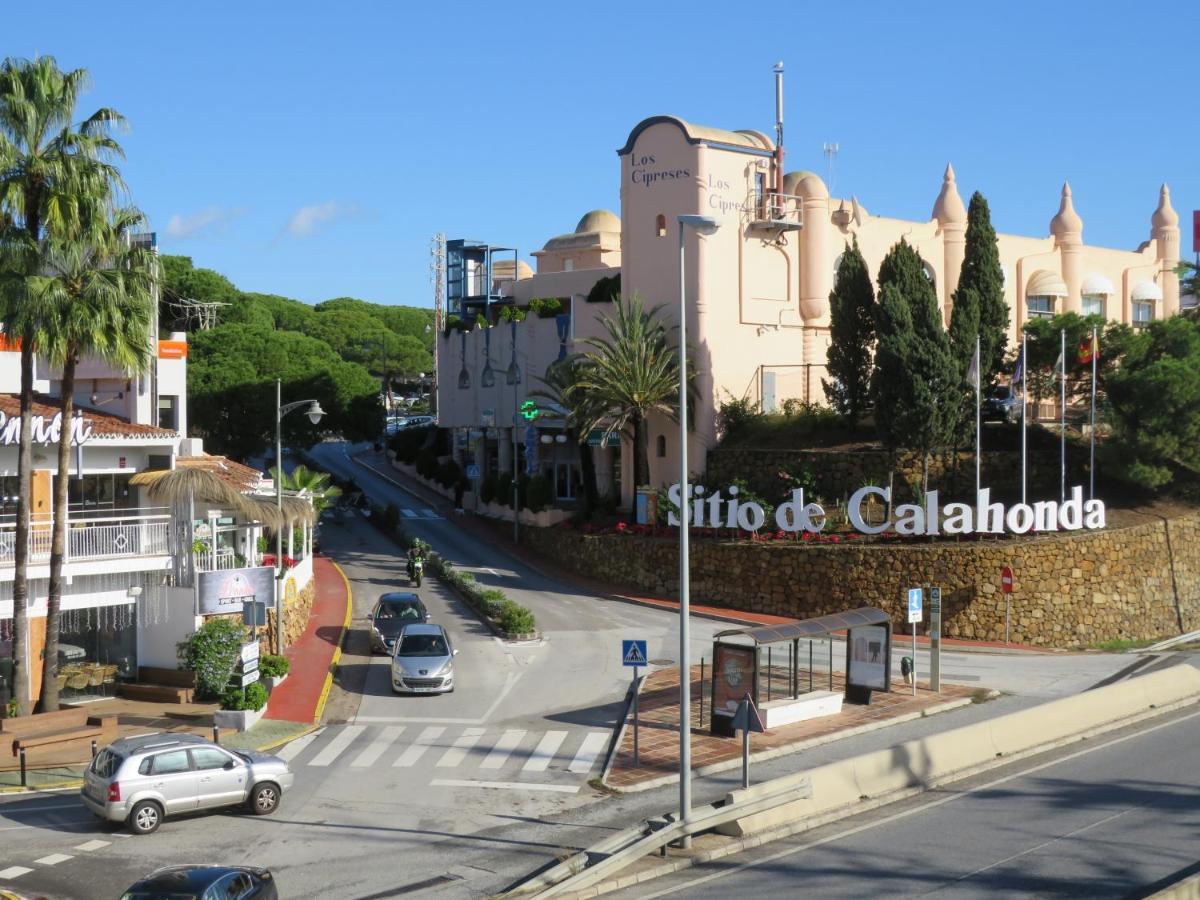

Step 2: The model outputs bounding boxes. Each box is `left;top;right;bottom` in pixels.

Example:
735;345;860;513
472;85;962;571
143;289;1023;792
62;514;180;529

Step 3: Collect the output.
633;414;648;488
11;336;34;716
574;431;598;514
42;351;76;712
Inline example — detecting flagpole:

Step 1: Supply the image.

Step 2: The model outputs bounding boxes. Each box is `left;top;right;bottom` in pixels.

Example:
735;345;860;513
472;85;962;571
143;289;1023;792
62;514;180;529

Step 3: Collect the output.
1089;326;1097;501
1060;328;1066;504
975;333;981;498
1021;330;1027;507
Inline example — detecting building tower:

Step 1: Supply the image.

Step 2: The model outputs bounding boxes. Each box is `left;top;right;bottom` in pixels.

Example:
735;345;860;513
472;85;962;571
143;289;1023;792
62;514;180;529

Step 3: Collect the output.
1050;183;1084;315
790;171;832;398
1152;183;1181;318
932;163;967;325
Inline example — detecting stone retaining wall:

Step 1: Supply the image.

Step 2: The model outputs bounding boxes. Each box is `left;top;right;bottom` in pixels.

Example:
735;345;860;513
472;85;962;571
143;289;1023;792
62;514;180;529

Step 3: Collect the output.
523;513;1200;647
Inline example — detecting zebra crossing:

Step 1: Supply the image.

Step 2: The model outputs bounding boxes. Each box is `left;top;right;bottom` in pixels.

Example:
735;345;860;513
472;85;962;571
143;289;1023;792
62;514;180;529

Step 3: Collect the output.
281;723;609;788
360;507;442;520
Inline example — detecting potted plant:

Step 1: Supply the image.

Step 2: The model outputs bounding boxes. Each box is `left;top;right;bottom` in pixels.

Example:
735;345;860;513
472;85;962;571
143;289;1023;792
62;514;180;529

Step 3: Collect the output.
259;655;290;691
213;682;269;732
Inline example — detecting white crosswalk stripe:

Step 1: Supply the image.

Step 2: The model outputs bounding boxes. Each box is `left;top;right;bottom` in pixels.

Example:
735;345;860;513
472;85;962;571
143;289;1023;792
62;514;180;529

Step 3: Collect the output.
276;729;321;762
394;726;445;767
480;729;526;769
436;727;485;767
523;731;568;772
308;725;365;767
74;840;110;852
351;725;405;767
401;508;418;518
421;509;440;518
0;866;32;879
34;853;72;866
567;732;609;774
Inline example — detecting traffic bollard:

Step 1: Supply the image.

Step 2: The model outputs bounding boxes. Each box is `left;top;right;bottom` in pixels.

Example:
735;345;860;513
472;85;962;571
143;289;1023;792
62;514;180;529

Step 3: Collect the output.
91;739;98;759
19;747;26;787
213;724;220;745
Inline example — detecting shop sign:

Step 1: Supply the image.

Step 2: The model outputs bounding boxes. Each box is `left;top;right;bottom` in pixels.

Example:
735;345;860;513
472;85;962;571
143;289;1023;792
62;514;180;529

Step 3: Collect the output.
0;411;93;446
586;429;620;448
667;484;1106;537
197;565;275;616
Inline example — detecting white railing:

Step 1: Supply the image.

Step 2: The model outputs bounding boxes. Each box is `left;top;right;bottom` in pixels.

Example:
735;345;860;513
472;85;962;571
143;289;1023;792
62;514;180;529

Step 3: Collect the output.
194;547;241;573
746;190;804;229
0;507;172;565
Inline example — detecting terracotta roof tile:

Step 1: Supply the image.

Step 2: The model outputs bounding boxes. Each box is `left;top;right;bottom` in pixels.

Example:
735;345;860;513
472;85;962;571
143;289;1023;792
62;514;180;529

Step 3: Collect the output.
0;393;178;439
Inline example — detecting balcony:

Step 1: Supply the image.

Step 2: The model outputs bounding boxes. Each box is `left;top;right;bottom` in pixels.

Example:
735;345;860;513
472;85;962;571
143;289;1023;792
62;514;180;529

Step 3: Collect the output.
0;507;171;566
747;190;804;232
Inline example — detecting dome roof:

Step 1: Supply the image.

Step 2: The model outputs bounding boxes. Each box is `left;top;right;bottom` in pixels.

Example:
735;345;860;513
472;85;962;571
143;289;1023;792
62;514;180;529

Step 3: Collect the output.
932;163;967;226
1026;269;1068;297
1152;183;1179;230
574;209;621;234
783;170;828;200
1050;183;1083;240
491;259;533;280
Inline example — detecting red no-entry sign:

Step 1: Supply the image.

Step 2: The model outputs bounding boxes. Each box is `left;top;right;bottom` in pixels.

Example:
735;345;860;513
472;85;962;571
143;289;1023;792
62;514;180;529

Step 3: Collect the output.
1001;566;1014;594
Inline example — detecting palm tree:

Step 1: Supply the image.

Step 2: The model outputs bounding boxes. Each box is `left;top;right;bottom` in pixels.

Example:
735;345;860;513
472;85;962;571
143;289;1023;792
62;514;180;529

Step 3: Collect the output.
269;464;342;515
530;355;600;513
0;56;126;715
32;204;155;711
571;295;690;490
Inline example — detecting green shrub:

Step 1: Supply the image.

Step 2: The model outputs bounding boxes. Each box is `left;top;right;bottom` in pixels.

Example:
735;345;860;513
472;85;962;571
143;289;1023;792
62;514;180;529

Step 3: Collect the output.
499;305;527;323
259;655;290;678
221;681;269;712
496;472;514;508
479;589;508;619
529;297;563;318
717;396;759;438
480;473;498;504
524;474;552;513
383;503;400;532
586;273;620;304
436;458;462;489
178;618;245;701
500;603;536;635
415;448;438;479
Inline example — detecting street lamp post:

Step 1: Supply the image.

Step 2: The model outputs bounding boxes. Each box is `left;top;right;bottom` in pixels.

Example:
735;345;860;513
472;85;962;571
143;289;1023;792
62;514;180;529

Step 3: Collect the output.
506;324;522;545
676;214;720;847
274;378;326;654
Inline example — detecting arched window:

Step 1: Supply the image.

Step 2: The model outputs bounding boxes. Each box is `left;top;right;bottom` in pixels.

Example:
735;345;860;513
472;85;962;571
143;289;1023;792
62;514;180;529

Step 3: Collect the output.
656;435;666;458
1026;296;1055;319
656;214;667;238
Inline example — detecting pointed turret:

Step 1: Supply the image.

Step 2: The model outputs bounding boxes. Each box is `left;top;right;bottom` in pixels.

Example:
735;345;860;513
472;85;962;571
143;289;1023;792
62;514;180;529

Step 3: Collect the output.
932;163;967;227
1153;183;1181;317
935;164;967;324
1050;183;1083;314
1050;182;1083;242
1152;183;1179;230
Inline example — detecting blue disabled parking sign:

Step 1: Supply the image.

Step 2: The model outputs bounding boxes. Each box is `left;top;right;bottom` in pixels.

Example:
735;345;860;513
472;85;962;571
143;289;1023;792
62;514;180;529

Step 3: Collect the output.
622;640;648;667
907;587;923;624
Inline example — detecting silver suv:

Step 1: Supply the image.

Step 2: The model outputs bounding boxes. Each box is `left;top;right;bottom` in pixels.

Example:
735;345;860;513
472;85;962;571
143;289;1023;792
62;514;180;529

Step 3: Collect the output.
81;733;294;835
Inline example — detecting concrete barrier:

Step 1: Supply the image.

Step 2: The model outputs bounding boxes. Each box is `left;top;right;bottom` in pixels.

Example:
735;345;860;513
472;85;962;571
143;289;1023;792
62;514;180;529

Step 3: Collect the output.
721;664;1200;837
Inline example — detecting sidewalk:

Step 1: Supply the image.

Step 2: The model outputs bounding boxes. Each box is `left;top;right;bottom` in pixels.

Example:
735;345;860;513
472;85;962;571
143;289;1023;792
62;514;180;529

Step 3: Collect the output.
263;556;351;724
353;451;1049;655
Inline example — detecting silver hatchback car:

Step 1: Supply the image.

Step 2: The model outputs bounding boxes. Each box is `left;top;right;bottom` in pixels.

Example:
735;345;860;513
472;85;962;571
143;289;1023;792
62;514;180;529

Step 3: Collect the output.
391;623;457;694
81;733;294;835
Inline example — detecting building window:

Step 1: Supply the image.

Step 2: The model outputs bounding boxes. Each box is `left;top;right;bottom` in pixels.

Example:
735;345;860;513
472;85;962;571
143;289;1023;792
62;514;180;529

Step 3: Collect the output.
1133;300;1154;329
1082;294;1105;318
563;258;574;272
656;214;666;238
1027;295;1055;319
656;435;666;458
922;264;937;289
157;395;178;431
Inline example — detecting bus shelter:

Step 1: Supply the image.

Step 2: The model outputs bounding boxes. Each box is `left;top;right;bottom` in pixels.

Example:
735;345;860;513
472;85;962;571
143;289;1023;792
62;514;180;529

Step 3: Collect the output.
709;607;893;736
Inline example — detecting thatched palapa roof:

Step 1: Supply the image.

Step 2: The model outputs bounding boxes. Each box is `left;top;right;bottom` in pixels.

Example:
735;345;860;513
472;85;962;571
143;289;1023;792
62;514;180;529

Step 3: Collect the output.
131;464;315;528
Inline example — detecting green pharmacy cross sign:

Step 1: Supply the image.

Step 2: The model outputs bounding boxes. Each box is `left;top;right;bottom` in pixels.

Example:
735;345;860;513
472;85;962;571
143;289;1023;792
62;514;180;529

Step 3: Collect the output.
520;400;541;422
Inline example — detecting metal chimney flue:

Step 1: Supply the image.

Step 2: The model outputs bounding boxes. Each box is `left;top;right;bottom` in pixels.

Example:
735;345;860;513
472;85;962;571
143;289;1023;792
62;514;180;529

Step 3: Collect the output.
773;61;785;196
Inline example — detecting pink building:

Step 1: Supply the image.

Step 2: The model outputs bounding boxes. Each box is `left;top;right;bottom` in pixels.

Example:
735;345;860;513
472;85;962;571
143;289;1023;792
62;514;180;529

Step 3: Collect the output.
437;105;1183;513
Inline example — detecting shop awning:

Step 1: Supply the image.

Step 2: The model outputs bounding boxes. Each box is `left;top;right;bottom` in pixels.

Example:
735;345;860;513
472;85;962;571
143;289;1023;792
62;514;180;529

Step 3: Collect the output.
1081;273;1115;296
1132;281;1163;302
714;607;891;645
1026;269;1068;298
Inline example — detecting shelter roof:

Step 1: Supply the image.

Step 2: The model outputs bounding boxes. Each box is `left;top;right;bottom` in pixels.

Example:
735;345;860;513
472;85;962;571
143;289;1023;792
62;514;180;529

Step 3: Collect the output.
715;607;891;645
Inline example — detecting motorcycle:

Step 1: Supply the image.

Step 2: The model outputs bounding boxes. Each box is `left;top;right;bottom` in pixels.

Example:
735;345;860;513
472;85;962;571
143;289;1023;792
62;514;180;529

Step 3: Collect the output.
407;556;424;588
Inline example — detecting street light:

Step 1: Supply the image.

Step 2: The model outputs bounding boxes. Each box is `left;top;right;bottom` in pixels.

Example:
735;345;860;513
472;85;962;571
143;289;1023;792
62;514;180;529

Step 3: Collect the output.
506;323;522;544
274;379;326;654
677;213;720;846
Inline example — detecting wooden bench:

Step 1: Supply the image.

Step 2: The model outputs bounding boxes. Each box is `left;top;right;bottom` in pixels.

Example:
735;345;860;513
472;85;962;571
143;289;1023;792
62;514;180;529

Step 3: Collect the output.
117;667;196;704
3;710;118;759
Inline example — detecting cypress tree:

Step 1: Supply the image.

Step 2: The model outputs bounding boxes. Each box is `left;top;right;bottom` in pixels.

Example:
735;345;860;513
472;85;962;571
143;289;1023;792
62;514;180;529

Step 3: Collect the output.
872;239;959;468
823;237;876;424
948;285;981;437
958;192;1008;384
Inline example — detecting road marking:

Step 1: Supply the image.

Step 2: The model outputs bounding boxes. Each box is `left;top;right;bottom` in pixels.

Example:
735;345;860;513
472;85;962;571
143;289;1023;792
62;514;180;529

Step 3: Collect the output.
276;729;323;762
351;726;405;768
0;866;32;879
567;732;609;774
640;708;1200;898
401;509;418;519
430;779;580;795
74;839;110;851
523;731;568;772
480;671;521;723
480;730;527;770
34;853;73;866
421;509;441;519
354;716;484;725
394;726;445;767
436;727;485;768
308;725;365;767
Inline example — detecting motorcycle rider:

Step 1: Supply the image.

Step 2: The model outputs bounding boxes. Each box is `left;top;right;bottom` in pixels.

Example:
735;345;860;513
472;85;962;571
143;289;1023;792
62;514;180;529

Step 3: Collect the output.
406;540;427;581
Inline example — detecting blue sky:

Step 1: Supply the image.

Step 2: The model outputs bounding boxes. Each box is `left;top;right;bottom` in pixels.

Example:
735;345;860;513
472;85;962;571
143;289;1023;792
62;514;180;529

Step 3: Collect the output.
8;1;1198;308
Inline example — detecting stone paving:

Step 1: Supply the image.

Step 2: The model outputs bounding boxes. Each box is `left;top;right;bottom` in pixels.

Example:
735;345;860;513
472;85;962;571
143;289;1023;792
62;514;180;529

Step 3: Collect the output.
606;664;977;789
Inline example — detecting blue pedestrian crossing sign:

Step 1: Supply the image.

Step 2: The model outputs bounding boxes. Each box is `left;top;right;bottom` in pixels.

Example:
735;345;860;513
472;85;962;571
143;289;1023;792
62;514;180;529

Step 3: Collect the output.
622;640;648;667
907;587;923;624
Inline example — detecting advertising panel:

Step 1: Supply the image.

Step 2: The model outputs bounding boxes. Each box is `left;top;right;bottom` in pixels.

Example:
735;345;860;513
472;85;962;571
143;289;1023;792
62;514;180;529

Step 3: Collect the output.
197;565;275;616
846;624;891;693
711;642;758;737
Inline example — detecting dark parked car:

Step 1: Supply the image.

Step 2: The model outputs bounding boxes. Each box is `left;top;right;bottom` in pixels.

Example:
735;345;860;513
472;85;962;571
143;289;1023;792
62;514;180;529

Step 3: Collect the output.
981;384;1020;423
120;865;277;899
370;592;430;654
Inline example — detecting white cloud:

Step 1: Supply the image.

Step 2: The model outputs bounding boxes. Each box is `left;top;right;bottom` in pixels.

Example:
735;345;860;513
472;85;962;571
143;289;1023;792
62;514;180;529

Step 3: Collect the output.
281;200;360;239
163;206;244;240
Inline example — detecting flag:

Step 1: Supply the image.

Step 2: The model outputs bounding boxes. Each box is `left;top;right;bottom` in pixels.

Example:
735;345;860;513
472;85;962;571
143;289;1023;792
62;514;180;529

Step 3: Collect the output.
966;342;980;388
1012;345;1025;387
1053;347;1065;377
1078;332;1099;365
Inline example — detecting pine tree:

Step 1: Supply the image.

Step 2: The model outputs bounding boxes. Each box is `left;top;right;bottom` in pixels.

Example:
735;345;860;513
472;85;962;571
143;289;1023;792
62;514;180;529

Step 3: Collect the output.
959;192;1008;385
872;240;959;466
823;237;876;424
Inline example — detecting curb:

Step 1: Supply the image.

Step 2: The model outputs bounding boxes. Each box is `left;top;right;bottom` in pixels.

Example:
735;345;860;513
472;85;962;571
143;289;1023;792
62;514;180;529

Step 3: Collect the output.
312;561;353;726
605;696;973;793
0;778;84;795
599;673;646;788
252;723;320;753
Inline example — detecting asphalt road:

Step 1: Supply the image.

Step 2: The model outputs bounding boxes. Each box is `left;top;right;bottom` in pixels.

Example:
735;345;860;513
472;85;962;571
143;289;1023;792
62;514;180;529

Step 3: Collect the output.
609;706;1200;899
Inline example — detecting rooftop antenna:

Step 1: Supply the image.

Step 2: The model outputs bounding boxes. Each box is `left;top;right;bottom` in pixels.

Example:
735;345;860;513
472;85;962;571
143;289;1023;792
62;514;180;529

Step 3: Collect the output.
823;142;839;197
773;62;785;196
